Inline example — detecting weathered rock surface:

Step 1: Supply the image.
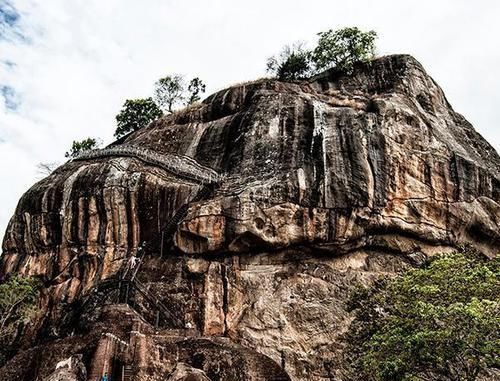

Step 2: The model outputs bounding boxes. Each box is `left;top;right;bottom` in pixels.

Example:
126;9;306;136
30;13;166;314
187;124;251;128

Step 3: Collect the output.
1;55;499;380
168;363;212;381
43;355;86;381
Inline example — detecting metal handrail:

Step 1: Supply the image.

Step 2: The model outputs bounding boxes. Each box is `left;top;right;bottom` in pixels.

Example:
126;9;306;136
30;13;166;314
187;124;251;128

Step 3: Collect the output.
73;145;222;184
90;278;183;328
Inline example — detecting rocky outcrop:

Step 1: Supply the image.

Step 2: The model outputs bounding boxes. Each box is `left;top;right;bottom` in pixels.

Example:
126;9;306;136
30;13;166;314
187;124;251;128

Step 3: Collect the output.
43;355;86;381
1;55;499;380
168;363;212;381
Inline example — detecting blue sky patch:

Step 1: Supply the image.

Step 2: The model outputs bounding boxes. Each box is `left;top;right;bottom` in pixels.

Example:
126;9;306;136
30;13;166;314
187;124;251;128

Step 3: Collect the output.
0;0;27;42
0;0;19;28
1;85;20;111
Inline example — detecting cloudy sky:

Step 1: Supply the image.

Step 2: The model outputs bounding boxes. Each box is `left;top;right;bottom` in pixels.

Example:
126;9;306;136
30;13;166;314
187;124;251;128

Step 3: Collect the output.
0;0;499;244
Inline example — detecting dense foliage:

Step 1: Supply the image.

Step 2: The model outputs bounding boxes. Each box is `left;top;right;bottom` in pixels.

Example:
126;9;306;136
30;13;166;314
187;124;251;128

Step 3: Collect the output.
114;97;163;139
65;137;100;158
0;276;40;366
267;27;378;80
344;248;499;381
313;27;377;73
266;44;312;80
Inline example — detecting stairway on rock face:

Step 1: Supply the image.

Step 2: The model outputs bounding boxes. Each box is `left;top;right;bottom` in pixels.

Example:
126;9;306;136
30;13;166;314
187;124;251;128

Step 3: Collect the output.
88;333;129;381
111;182;218;333
154;182;217;252
122;365;133;381
85;170;218;381
73;145;221;185
87;344;107;381
131;278;184;328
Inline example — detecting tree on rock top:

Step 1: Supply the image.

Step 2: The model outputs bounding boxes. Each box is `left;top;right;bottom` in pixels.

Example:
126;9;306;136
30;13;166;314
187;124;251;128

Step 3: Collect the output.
154;74;185;113
154;75;207;113
114;97;163;139
267;27;378;80
266;43;312;80
186;77;206;105
313;27;377;73
65;137;100;158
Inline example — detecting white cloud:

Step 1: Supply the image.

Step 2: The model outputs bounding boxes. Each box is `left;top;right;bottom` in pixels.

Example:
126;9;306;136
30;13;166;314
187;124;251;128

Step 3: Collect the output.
0;0;499;244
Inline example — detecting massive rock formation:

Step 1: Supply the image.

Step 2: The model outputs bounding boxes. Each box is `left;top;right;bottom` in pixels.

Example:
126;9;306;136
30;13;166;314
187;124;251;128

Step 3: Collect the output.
1;55;499;381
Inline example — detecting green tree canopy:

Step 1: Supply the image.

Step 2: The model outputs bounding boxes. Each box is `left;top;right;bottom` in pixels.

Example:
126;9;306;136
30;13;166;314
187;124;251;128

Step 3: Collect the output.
187;77;206;105
114;97;163;139
266;43;312;80
154;74;185;113
65;137;100;158
312;27;377;73
344;247;499;381
0;276;40;366
267;27;378;81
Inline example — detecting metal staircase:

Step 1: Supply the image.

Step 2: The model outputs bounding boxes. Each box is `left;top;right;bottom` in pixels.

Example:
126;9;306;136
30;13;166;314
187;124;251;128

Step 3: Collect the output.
90;277;183;329
104;182;219;330
123;365;133;381
83;146;223;379
76;145;220;257
157;183;216;249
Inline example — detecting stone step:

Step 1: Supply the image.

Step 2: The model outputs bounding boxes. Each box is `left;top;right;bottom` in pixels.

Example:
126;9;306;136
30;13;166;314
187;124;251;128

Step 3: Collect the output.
123;365;133;381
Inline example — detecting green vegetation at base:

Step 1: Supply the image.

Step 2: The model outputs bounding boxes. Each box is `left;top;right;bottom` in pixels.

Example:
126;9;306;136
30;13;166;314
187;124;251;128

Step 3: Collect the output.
0;276;40;366
344;247;500;381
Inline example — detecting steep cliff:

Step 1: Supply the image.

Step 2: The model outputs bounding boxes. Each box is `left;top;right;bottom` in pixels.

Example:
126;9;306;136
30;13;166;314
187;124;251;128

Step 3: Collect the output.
1;55;499;381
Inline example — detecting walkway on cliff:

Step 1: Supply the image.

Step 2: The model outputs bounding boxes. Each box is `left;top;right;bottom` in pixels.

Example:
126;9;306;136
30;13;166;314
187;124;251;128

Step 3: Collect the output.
78;146;221;335
73;145;222;184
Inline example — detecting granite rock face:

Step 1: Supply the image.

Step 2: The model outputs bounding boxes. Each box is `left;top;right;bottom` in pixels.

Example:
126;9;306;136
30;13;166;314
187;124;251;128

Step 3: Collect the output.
43;355;87;381
1;55;499;380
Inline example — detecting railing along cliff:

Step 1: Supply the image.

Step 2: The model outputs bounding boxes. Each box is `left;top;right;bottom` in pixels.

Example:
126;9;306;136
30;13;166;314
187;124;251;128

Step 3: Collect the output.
73;145;221;184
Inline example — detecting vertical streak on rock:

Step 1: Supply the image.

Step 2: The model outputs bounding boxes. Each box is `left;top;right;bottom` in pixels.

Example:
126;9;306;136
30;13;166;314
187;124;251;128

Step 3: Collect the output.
59;166;87;274
202;262;225;336
185;122;208;157
450;153;460;202
367;122;387;207
129;174;140;252
366;150;376;209
312;100;329;207
222;262;229;336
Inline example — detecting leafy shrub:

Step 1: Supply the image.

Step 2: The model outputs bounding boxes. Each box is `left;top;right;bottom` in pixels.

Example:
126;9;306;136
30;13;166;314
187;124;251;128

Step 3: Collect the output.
344;247;499;381
65;137;100;158
267;27;378;81
0;276;40;366
313;27;377;73
266;43;312;80
114;97;163;139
